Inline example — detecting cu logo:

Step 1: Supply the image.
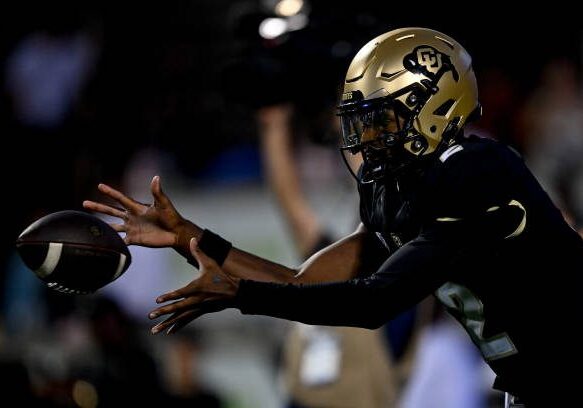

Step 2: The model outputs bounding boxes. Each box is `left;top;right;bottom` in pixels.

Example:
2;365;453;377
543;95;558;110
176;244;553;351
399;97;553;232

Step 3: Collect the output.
404;46;459;82
416;47;442;74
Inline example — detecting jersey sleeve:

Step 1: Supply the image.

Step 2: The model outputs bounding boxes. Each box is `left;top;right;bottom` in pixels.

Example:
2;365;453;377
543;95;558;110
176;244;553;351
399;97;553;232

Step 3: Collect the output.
235;230;459;329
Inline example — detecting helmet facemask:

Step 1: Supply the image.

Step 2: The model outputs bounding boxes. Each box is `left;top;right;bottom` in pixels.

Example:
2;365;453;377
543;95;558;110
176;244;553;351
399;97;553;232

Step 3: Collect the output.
339;97;425;184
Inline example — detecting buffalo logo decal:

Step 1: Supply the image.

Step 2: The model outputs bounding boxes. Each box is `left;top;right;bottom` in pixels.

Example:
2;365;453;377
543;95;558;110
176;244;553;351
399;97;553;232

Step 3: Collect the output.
403;46;459;82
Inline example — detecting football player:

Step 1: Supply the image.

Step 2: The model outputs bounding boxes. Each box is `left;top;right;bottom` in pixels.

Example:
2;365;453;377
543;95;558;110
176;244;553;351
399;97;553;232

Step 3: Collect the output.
85;27;583;406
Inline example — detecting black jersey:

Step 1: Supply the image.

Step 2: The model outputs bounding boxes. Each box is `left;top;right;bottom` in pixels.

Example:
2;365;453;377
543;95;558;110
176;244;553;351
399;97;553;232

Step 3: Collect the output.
236;136;583;403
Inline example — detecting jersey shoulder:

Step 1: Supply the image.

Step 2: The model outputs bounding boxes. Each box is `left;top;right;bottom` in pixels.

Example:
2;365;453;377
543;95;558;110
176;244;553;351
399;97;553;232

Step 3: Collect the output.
425;135;521;217
437;135;521;177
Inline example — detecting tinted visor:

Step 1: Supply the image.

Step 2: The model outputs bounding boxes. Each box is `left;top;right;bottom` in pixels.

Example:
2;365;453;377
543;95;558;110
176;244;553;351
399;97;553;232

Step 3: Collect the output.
339;99;406;153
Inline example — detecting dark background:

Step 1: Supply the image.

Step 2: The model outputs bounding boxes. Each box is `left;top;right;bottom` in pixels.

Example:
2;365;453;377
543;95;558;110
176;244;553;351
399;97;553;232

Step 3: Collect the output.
1;2;582;406
1;0;582;299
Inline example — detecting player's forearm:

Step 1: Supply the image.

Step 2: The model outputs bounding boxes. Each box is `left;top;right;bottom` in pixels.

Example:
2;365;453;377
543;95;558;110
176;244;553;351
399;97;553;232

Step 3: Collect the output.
173;219;297;282
222;236;362;284
235;276;419;329
224;248;298;283
174;223;374;285
228;224;386;284
235;234;455;329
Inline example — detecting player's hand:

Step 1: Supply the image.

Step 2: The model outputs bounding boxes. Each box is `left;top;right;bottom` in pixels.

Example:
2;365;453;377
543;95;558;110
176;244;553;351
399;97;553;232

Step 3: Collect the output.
83;176;186;247
149;238;240;334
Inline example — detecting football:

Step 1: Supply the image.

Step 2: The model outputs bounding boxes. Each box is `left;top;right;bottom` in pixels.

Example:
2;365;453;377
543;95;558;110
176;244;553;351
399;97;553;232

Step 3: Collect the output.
16;210;131;294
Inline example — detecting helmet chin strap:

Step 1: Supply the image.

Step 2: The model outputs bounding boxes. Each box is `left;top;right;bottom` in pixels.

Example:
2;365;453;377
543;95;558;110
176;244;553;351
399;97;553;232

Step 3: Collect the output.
340;138;419;186
434;117;462;156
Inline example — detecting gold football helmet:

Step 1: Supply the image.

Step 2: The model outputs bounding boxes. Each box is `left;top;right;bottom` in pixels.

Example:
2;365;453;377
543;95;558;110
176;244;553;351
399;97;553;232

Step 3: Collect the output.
338;27;480;182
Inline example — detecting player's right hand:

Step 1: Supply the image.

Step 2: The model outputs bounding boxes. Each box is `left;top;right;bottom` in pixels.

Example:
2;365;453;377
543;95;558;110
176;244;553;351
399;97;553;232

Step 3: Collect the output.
149;237;240;334
83;175;187;248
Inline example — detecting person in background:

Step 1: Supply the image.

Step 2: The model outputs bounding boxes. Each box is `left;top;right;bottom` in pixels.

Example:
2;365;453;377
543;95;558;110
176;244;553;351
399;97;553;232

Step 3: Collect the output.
257;102;397;408
520;58;583;237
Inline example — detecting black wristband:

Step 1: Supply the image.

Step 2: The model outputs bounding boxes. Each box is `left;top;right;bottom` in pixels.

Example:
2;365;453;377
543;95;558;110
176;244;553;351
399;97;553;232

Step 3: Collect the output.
187;229;232;268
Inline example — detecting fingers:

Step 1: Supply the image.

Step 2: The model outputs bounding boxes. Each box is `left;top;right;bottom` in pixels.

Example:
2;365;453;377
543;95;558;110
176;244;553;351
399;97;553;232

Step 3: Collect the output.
155;291;181;304
151;309;198;334
151;175;171;207
166;313;197;334
149;293;223;321
97;183;140;211
150;299;184;318
155;286;187;304
83;201;127;219
109;223;127;233
150;301;228;335
150;295;228;319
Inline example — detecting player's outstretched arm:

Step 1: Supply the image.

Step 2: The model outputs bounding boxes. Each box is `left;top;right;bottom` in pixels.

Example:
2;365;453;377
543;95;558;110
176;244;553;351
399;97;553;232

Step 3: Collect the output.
151;230;448;334
84;176;376;285
149;231;376;334
223;223;372;284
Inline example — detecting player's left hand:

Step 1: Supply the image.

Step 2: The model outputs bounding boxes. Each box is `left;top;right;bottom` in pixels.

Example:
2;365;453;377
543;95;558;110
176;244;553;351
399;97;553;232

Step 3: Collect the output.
83;176;187;248
149;237;240;334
